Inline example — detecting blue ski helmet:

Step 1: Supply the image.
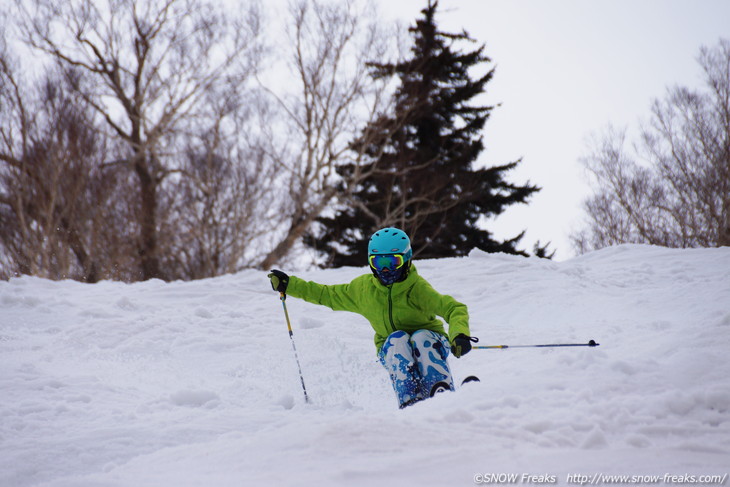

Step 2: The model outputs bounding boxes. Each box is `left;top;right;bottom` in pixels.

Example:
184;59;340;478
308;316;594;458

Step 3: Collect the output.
368;227;413;260
368;228;413;285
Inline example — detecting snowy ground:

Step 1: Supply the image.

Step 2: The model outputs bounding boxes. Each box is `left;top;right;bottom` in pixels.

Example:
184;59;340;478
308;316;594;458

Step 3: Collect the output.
1;244;729;487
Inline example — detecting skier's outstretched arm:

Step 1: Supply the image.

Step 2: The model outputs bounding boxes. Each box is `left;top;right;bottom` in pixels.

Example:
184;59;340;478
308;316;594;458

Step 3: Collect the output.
268;269;361;313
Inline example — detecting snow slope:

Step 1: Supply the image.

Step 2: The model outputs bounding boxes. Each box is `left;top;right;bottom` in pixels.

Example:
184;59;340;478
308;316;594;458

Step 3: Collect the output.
1;245;729;487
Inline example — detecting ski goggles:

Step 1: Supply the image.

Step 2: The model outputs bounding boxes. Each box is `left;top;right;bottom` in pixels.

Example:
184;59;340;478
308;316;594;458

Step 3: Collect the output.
368;253;406;271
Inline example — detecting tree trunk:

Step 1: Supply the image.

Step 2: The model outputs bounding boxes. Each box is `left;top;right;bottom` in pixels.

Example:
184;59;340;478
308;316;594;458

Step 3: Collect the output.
720;196;730;246
258;218;309;271
135;159;160;280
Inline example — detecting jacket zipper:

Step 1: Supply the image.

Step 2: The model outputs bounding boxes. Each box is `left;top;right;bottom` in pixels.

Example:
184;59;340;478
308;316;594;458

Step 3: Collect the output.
387;285;396;333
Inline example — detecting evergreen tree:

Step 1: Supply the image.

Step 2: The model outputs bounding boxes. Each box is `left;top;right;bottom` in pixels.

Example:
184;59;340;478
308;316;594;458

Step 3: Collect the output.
307;1;542;267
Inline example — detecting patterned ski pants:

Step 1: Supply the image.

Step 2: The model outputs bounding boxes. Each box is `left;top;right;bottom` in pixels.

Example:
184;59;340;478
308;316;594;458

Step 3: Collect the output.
379;329;454;408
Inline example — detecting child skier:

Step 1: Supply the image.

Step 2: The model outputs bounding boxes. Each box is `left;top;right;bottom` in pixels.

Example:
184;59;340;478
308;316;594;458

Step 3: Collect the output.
267;227;478;408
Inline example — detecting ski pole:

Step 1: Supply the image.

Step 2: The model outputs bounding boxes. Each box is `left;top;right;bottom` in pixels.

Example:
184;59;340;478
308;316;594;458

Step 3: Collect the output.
279;292;309;403
474;339;600;350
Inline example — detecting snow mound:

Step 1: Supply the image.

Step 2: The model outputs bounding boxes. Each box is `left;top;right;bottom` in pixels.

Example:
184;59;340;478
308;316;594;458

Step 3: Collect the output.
1;244;729;486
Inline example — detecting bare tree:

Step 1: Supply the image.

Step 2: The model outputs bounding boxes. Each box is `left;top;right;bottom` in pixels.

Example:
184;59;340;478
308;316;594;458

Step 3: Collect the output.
0;40;133;282
165;90;277;279
256;0;402;269
3;0;407;280
13;0;263;280
573;38;730;253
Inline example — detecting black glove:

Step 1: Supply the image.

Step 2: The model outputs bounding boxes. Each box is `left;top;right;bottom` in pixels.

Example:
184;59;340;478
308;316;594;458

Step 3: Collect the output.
451;334;478;358
268;269;289;294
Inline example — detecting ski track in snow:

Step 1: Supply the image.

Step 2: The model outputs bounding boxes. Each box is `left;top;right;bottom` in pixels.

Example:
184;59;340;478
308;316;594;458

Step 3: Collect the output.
1;244;729;486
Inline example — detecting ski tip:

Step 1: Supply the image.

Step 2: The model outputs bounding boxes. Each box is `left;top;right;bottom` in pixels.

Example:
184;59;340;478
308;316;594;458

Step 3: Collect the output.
588;339;599;347
461;375;480;386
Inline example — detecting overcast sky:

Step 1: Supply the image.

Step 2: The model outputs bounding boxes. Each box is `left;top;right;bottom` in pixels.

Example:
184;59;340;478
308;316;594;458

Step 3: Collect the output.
374;0;730;260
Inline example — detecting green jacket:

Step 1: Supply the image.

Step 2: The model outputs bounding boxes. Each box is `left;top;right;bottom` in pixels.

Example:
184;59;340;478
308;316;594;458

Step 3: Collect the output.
286;265;470;353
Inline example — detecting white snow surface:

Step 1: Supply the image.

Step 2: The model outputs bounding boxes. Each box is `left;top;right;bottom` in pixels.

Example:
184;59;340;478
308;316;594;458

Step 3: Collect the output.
1;244;729;486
